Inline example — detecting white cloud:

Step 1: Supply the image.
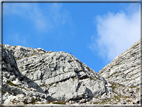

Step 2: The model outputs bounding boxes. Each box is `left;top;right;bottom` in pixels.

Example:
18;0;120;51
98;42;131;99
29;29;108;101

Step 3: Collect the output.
3;3;71;32
89;4;140;62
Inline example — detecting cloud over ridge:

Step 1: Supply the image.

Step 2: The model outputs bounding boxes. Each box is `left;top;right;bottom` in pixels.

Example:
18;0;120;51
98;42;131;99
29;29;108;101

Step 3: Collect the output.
90;4;140;62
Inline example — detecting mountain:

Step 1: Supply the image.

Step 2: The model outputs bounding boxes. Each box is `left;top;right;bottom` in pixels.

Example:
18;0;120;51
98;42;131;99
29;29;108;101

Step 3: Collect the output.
98;39;141;104
2;44;111;105
98;39;141;87
1;39;141;105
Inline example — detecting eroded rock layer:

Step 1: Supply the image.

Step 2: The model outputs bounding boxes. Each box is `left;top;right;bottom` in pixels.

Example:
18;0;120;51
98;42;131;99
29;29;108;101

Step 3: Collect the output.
1;39;141;105
98;40;141;87
2;44;110;105
98;39;141;104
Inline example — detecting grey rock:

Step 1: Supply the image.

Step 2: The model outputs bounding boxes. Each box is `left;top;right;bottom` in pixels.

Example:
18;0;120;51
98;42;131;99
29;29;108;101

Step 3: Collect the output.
98;39;141;104
98;40;141;87
2;39;141;105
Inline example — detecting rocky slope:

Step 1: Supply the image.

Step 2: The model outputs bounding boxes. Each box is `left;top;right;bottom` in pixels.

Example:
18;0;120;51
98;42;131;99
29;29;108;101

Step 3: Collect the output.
2;44;112;105
1;39;141;105
98;39;141;104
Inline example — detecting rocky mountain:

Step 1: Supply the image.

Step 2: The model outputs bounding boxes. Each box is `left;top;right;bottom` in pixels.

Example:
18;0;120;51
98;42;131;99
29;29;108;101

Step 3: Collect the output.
1;39;141;106
1;44;111;105
98;39;141;104
98;39;141;87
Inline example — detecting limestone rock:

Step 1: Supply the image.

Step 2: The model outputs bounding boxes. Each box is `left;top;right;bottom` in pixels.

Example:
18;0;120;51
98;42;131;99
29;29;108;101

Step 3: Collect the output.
98;40;141;87
2;39;141;105
98;39;141;105
2;43;109;104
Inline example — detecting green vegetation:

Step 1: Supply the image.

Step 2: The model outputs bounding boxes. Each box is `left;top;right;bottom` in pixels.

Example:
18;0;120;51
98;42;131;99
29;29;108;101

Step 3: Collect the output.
7;80;18;87
131;53;137;57
130;86;140;91
1;89;12;94
107;72;117;79
114;95;120;102
72;77;78;81
48;82;58;87
89;77;97;81
132;43;139;49
89;77;94;80
24;55;29;57
0;105;6;107
93;102;99;104
115;63;120;66
129;72;139;78
15;57;23;60
32;97;37;104
130;86;138;88
11;98;16;104
40;83;47;87
6;80;28;91
109;81;125;95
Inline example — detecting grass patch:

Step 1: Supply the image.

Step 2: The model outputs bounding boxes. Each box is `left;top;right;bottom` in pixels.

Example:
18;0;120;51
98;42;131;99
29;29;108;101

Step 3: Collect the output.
110;81;124;91
6;80;28;91
72;77;78;81
130;86;140;91
93;102;99;104
130;86;138;88
114;95;120;102
115;63;120;66
48;82;58;87
40;83;47;87
89;77;97;81
11;98;16;104
24;55;29;57
7;80;18;87
89;77;94;80
0;105;6;107
1;89;13;94
107;72;117;79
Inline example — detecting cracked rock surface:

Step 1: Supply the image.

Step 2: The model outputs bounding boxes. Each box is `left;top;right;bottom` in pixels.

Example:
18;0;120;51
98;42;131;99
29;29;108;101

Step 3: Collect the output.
2;44;109;105
98;39;141;105
1;39;141;105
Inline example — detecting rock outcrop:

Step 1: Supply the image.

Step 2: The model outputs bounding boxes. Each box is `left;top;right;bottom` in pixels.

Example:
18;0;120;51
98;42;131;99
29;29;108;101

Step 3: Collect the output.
98;40;141;86
2;44;111;105
98;39;141;105
1;39;141;105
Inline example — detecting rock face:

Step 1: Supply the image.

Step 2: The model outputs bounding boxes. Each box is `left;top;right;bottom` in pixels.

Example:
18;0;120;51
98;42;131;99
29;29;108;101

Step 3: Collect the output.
98;39;141;105
1;39;141;105
98;40;141;87
2;44;110;105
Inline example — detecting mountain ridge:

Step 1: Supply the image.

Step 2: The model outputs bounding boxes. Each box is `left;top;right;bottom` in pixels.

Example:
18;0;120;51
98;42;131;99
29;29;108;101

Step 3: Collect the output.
1;39;141;105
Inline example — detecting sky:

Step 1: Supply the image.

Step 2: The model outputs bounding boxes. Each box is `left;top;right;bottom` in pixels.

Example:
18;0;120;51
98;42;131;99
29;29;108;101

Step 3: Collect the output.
3;2;140;73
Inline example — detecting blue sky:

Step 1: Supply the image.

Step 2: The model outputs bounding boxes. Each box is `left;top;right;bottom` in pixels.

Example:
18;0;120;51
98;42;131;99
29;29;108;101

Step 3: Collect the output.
3;2;140;73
